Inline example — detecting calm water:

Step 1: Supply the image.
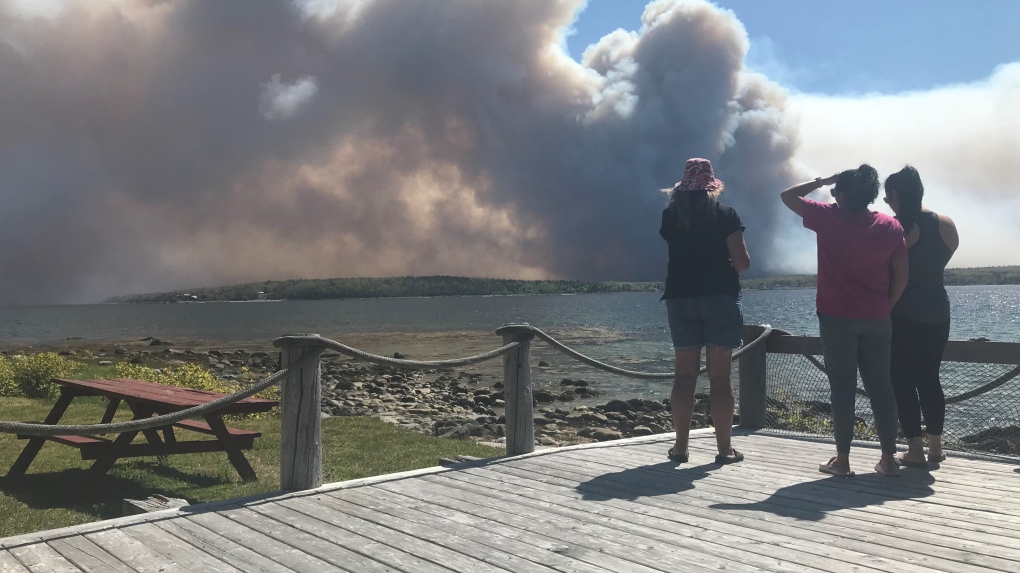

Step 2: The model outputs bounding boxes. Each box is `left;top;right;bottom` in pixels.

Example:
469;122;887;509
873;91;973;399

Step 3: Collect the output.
1;286;1017;403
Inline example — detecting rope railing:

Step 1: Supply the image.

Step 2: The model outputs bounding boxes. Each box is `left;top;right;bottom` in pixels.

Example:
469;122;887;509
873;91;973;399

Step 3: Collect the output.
277;334;521;369
0;335;521;438
495;323;774;379
796;346;1019;403
0;326;773;438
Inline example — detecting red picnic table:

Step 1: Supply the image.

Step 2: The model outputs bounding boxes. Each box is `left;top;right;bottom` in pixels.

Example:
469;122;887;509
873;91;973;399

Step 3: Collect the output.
7;378;278;484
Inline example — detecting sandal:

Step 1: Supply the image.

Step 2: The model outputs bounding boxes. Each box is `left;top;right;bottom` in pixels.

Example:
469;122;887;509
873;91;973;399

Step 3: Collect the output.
667;447;688;463
928;450;946;464
818;456;854;477
874;462;901;477
896;452;928;468
715;449;744;465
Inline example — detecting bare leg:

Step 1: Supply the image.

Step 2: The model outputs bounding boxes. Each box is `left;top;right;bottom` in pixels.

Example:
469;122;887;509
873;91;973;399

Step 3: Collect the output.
898;436;926;465
670;348;701;455
823;452;852;474
877;453;900;476
705;345;735;455
927;434;944;461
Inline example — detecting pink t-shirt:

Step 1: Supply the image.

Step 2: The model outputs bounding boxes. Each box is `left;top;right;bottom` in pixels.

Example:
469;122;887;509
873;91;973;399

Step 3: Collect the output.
802;199;907;319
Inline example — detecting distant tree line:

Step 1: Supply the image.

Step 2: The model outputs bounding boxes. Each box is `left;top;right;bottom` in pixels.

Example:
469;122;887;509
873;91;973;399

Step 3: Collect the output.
740;266;1020;290
104;267;1020;303
104;276;665;303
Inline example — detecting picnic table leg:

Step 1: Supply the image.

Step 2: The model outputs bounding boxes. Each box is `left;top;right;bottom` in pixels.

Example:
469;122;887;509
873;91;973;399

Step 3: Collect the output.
100;398;121;425
127;403;166;454
82;406;156;484
82;428;141;485
204;414;258;482
7;390;76;477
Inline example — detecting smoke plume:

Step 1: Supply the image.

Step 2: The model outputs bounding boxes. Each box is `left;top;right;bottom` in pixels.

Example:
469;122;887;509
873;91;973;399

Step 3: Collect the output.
0;0;801;304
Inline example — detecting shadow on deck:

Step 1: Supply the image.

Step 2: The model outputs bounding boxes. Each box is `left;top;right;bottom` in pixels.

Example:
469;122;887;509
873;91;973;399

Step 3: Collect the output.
2;430;1019;573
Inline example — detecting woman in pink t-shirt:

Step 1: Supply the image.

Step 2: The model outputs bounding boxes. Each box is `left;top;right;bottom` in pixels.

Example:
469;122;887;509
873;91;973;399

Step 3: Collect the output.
781;164;909;477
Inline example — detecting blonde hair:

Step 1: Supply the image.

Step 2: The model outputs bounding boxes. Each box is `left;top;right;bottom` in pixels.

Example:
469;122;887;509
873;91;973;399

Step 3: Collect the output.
667;185;723;229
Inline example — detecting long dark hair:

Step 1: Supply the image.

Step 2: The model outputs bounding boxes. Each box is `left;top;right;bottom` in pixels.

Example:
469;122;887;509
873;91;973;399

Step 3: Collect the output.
669;188;719;229
834;164;879;211
885;165;924;231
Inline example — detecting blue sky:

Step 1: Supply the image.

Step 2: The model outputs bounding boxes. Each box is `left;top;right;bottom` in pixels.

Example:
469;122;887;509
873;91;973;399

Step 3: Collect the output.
568;0;1020;94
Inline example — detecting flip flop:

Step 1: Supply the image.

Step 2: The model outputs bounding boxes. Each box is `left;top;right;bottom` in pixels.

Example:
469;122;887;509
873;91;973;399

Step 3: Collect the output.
667;447;689;463
896;453;928;468
715;449;744;465
928;451;946;464
875;462;901;477
818;456;854;477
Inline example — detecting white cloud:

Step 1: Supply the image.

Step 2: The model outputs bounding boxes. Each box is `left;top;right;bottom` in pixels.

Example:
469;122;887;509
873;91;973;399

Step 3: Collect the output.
787;63;1020;270
260;74;318;121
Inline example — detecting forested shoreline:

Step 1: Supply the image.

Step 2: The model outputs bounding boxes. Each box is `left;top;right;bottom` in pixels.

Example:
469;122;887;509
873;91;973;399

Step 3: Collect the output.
104;276;664;303
106;267;1020;303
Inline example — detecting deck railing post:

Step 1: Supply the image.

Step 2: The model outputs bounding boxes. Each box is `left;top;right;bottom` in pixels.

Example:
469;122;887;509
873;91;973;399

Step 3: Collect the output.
274;334;325;491
496;324;536;455
738;324;769;429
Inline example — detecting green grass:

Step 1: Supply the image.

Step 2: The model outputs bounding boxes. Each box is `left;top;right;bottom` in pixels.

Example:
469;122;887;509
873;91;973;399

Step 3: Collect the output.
0;397;503;538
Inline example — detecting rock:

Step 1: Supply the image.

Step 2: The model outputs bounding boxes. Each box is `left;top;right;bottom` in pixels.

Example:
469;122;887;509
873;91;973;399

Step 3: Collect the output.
440;426;471;440
122;495;189;516
537;436;559;446
602;399;631;413
98;360;113;366
334;380;357;392
630;426;655;437
538;361;550;367
590;428;623;442
533;391;557;403
393;352;405;359
114;347;129;355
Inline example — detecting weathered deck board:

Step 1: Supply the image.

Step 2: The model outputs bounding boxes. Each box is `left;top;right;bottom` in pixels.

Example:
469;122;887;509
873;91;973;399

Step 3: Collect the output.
3;432;1020;573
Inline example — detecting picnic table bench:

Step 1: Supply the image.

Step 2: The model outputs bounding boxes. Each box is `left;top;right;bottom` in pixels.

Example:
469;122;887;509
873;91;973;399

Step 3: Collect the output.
6;378;278;484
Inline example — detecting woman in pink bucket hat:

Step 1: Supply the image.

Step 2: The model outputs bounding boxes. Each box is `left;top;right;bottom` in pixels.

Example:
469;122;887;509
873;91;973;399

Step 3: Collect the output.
660;157;750;465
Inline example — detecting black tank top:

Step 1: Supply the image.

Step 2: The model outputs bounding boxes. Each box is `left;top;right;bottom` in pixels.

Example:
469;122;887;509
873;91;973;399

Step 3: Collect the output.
892;211;953;323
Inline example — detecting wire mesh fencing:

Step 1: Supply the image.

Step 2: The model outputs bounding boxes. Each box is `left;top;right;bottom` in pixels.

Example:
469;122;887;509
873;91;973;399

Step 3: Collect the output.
763;352;1020;458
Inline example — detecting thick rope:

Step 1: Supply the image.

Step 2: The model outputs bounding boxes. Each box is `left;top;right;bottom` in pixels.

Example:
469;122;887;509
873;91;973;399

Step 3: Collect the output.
282;335;520;369
945;364;1020;404
0;350;319;437
523;324;774;379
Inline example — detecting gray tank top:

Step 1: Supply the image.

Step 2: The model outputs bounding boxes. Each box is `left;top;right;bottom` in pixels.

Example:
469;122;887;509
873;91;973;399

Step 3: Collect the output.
892;211;953;323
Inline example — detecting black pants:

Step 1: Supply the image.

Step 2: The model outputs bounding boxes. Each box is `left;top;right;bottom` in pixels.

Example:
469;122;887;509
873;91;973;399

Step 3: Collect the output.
890;315;950;438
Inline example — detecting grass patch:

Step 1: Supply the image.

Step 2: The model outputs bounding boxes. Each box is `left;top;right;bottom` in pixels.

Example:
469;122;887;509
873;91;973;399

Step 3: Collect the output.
0;397;503;538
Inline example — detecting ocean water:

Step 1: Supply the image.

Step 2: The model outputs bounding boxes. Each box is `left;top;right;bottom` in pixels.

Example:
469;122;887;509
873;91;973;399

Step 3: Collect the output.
1;286;1017;405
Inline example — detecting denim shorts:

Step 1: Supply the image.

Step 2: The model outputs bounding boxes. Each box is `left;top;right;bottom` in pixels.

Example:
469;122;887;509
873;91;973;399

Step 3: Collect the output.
665;295;743;350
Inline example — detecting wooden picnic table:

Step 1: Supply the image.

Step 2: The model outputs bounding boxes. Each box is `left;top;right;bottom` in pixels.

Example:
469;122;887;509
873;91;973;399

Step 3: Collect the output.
6;378;278;484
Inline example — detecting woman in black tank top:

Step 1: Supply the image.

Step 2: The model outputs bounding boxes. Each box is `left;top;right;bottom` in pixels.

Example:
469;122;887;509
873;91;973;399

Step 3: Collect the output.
883;166;959;466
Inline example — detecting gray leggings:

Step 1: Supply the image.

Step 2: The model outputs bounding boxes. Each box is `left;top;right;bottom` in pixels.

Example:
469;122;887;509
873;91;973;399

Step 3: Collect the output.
818;313;899;455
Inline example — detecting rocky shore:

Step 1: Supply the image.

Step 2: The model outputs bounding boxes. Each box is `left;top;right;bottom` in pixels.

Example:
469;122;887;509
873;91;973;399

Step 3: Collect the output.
317;352;711;447
27;339;1019;455
42;342;715;447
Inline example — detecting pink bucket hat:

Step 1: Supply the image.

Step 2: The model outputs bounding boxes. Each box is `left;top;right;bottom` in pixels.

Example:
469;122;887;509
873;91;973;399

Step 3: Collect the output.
675;158;723;193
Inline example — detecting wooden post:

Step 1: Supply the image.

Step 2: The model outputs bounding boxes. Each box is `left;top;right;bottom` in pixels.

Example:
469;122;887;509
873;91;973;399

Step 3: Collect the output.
495;325;536;455
273;334;324;491
737;324;768;429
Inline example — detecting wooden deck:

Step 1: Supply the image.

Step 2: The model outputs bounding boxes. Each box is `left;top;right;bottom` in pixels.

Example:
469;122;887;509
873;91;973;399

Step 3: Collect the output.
2;430;1019;573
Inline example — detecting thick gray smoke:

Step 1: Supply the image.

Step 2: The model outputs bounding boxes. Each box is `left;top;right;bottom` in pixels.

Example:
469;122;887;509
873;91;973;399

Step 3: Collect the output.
0;0;798;304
